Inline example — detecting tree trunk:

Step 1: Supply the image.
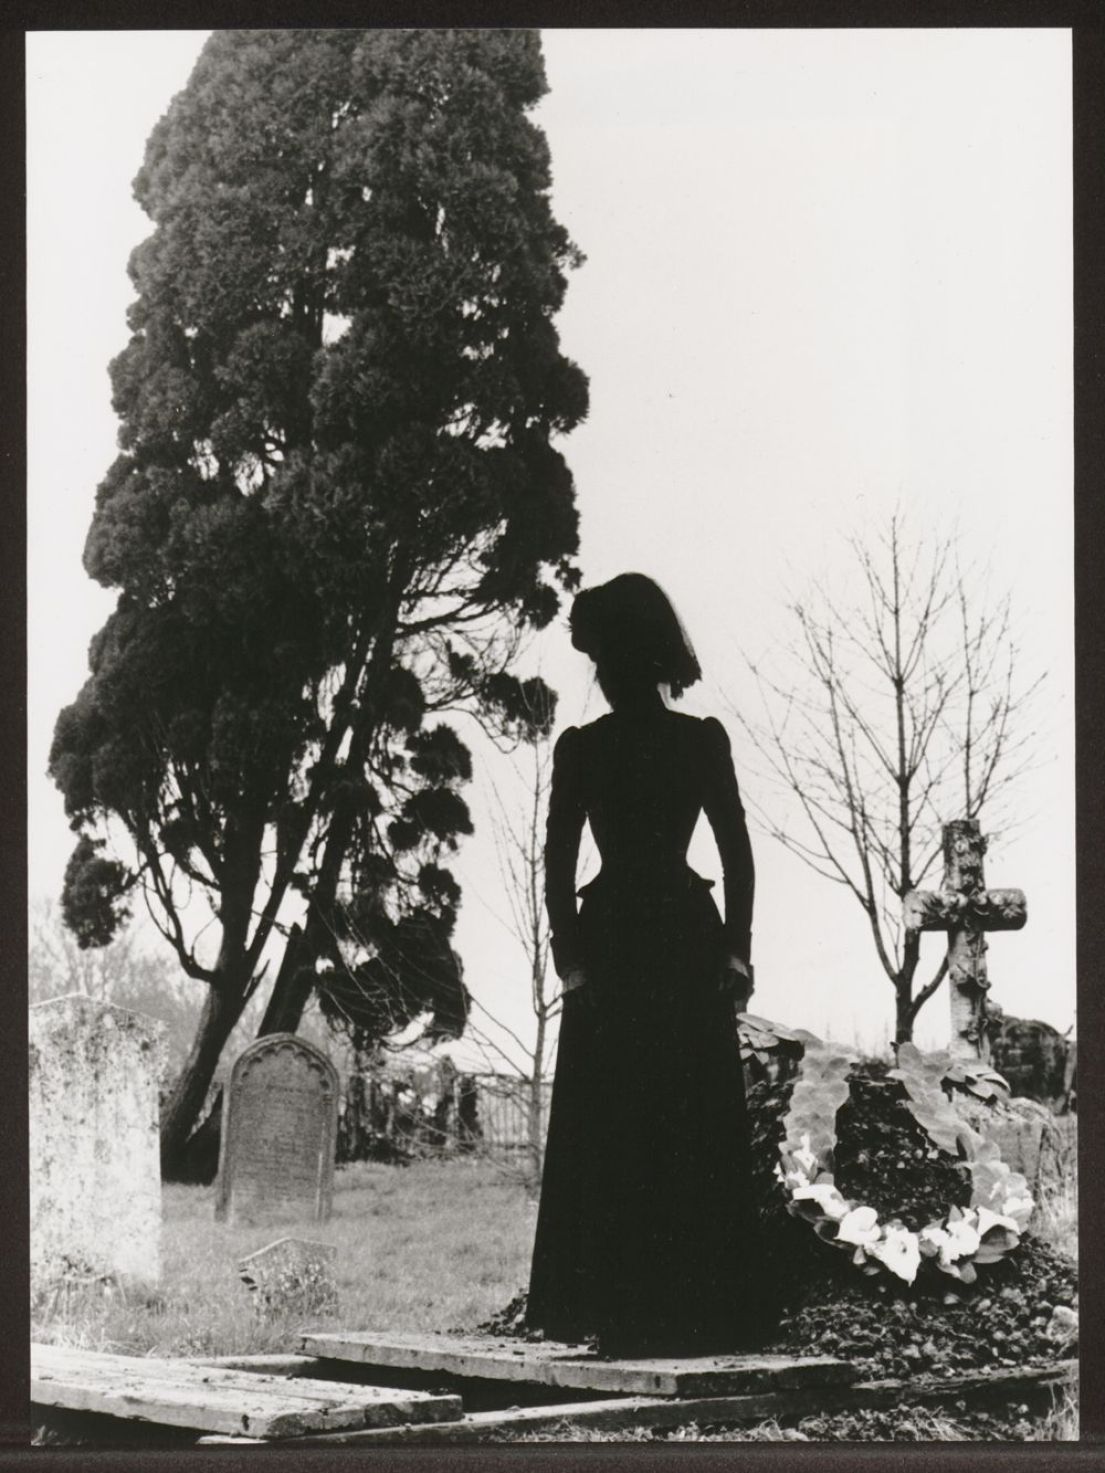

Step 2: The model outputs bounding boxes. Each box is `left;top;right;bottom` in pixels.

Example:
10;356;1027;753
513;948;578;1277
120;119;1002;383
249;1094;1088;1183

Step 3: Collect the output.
253;610;403;1042
894;977;914;1047
527;1005;547;1190
256;923;317;1036
160;980;249;1180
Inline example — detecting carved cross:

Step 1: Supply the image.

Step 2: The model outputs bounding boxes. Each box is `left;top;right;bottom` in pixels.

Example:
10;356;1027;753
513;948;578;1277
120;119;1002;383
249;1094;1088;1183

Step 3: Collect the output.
903;819;1026;1061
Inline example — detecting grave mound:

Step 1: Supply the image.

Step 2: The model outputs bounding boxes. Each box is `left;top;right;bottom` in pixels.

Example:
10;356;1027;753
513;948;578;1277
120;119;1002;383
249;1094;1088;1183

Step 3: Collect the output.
476;1046;1077;1383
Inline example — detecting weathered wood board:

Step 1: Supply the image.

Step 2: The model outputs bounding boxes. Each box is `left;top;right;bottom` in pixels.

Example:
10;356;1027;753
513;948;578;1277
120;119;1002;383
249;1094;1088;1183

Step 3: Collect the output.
279;1359;1078;1445
36;1339;1075;1446
31;1343;462;1439
189;1353;320;1377
299;1330;858;1397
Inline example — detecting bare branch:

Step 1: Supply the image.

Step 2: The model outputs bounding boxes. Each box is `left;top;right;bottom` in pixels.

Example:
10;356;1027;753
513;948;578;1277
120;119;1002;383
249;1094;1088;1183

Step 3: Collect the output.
721;511;1039;1044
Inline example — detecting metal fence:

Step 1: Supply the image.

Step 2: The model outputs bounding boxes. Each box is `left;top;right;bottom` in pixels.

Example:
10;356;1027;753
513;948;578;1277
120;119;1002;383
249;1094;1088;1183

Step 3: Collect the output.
334;1063;550;1163
468;1074;553;1152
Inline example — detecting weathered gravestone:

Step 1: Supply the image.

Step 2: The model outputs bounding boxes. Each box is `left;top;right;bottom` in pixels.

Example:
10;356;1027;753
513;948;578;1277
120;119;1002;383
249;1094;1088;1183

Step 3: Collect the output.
29;995;166;1293
239;1236;339;1318
215;1034;339;1225
903;819;1026;1061
987;1008;1075;1109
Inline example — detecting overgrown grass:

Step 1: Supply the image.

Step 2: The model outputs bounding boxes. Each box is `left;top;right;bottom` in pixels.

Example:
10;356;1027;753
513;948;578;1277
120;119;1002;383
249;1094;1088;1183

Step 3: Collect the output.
33;1159;536;1357
1026;1116;1078;1265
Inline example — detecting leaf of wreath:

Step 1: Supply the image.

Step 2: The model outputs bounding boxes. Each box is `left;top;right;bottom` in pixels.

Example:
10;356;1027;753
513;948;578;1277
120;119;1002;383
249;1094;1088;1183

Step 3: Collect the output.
774;1028;1034;1287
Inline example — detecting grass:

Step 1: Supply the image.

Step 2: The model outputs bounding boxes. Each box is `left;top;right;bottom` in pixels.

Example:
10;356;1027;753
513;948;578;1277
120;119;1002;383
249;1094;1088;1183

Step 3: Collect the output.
1026;1116;1078;1265
1030;1386;1079;1441
33;1158;537;1357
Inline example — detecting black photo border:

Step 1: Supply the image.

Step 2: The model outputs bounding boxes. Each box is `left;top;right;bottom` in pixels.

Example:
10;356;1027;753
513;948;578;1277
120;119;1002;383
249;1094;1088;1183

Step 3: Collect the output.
2;4;1102;1469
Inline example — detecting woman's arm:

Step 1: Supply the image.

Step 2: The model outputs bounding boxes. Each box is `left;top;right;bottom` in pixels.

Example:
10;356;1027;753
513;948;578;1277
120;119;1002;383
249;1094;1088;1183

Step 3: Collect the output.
701;716;755;968
544;726;587;979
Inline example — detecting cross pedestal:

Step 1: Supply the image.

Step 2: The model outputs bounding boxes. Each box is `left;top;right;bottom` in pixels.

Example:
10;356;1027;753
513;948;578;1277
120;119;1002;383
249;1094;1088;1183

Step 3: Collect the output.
903;819;1026;1061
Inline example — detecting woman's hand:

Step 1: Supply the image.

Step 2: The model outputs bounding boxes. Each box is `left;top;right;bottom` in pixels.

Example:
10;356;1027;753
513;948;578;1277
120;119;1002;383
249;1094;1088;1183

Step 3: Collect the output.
719;954;754;1010
562;966;589;1001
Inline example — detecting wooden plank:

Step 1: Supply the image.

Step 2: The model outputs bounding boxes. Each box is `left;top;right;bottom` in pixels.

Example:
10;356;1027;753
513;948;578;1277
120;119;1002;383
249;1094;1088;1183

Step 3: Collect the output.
33;1370;380;1440
35;1343;461;1410
300;1330;856;1397
31;1344;462;1439
189;1354;319;1377
285;1359;1077;1445
36;1345;367;1402
196;1435;269;1444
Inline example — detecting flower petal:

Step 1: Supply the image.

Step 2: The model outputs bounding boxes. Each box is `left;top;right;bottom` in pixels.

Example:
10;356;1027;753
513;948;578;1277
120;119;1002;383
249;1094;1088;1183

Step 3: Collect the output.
837;1205;881;1245
869;1226;921;1284
976;1205;1019;1238
792;1182;850;1219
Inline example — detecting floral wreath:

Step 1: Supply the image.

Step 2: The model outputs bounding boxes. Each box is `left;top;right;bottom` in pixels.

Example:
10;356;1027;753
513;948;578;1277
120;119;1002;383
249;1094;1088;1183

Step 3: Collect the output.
739;1018;1034;1288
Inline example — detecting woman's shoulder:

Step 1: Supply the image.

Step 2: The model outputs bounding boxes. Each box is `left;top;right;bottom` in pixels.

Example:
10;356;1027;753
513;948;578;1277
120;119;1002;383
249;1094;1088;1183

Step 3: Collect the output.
569;713;616;741
553;714;620;763
694;714;735;759
565;711;729;741
552;721;599;760
696;713;731;740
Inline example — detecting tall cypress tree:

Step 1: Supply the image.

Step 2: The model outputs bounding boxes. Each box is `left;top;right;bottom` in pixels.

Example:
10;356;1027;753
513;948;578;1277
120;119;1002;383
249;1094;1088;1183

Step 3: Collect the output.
49;29;587;1176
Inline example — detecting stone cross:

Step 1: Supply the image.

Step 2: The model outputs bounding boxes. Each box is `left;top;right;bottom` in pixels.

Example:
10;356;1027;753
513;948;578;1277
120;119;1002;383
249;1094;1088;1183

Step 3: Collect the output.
903;819;1026;1060
30;995;166;1294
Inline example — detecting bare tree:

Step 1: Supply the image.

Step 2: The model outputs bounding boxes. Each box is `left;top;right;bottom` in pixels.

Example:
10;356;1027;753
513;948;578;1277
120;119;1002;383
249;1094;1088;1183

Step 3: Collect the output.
486;724;562;1187
729;512;1041;1045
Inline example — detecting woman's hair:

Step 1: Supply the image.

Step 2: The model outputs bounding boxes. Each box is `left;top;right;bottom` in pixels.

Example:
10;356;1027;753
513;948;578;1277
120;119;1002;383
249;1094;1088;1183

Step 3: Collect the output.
569;572;701;699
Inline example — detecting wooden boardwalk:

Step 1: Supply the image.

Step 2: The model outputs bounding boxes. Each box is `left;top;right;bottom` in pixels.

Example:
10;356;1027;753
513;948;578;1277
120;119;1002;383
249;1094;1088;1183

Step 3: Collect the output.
31;1343;461;1439
31;1334;1077;1446
299;1329;857;1397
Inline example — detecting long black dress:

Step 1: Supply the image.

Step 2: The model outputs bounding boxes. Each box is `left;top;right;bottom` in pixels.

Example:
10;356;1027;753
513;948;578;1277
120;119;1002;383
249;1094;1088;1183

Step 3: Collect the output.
525;704;772;1354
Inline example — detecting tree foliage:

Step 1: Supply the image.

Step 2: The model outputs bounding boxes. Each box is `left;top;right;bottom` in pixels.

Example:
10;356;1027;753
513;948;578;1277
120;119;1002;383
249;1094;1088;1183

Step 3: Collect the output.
48;28;587;1168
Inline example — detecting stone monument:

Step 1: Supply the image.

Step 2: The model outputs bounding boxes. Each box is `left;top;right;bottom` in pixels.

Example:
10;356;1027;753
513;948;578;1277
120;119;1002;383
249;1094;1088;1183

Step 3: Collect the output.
904;819;1026;1061
215;1033;339;1225
30;994;166;1292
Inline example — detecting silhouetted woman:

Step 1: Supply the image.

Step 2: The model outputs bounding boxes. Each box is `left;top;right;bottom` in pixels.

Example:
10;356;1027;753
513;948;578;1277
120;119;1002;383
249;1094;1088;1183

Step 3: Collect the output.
525;573;773;1356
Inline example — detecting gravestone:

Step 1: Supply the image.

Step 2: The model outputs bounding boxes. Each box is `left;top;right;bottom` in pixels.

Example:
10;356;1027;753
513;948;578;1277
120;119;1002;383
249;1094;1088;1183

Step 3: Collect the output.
29;995;166;1292
239;1236;339;1318
215;1033;339;1225
903;819;1026;1060
987;1009;1074;1108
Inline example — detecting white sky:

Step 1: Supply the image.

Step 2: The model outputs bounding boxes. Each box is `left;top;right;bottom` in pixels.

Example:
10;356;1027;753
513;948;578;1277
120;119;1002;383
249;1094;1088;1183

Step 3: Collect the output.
27;29;1074;1070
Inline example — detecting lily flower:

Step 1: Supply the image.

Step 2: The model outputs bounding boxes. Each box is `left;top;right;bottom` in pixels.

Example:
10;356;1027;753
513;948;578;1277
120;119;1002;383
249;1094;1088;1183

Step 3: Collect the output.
1001;1193;1034;1230
943;1213;981;1259
792;1182;850;1220
919;1224;952;1259
869;1224;921;1284
836;1205;880;1247
975;1205;1019;1238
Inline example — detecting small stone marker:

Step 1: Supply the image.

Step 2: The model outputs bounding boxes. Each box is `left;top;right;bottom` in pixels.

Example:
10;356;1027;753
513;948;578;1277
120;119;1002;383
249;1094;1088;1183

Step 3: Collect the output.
239;1237;339;1319
30;994;166;1293
904;820;1026;1061
215;1033;339;1225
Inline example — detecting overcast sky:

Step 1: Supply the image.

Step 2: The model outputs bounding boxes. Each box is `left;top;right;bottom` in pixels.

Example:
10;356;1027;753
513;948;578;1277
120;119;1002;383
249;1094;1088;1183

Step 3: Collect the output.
27;29;1073;1068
